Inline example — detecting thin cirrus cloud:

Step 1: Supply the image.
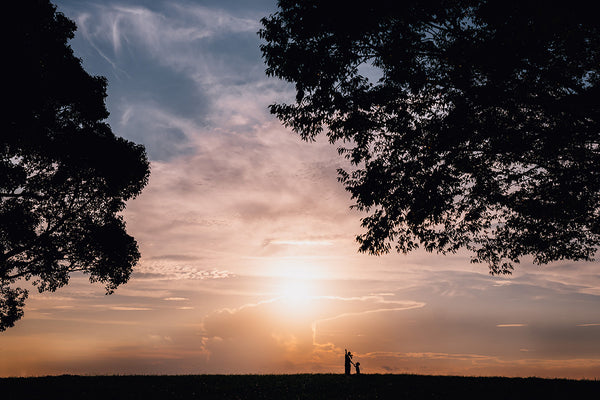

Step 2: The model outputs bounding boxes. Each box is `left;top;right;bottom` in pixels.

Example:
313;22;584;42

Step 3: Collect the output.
76;2;260;73
71;1;275;161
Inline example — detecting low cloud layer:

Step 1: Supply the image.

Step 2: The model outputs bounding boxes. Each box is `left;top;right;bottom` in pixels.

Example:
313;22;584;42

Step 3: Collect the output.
200;294;424;373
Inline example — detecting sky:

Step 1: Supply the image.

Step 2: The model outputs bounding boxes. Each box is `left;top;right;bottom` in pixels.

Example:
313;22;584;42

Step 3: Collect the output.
2;0;600;378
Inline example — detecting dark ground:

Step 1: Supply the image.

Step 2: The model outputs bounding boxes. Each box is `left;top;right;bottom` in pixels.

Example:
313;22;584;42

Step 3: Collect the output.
0;374;597;400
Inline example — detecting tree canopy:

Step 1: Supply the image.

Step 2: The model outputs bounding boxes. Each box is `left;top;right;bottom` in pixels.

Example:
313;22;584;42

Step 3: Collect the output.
260;0;600;274
1;0;150;331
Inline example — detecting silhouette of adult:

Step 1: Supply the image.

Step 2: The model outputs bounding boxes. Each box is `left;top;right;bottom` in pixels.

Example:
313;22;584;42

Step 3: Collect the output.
344;349;353;375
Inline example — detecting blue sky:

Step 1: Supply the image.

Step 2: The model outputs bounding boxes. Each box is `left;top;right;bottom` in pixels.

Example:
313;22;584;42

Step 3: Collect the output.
1;0;600;378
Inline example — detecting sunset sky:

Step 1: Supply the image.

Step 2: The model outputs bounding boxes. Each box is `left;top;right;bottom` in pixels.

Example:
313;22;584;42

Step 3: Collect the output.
2;0;600;378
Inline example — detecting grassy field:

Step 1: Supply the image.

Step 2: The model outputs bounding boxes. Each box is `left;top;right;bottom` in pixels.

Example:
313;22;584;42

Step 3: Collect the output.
1;374;598;399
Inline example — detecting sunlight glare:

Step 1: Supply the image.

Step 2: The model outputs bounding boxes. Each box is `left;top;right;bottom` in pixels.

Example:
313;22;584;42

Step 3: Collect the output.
279;279;314;308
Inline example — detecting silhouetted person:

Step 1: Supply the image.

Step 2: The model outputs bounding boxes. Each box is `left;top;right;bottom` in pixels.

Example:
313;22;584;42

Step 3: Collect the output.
354;362;360;375
344;349;353;375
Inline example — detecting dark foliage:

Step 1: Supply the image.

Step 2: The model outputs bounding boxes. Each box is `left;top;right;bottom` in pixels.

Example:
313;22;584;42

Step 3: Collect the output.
260;0;600;273
0;374;598;400
1;0;149;331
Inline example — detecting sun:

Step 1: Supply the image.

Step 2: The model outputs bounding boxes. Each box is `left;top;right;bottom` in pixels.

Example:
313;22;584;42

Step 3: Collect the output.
279;279;314;306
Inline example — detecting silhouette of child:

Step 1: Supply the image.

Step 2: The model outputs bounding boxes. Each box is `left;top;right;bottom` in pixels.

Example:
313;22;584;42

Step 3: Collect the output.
354;362;360;375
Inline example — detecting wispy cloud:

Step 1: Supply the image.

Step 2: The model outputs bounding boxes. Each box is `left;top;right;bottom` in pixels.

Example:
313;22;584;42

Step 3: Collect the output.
135;263;236;281
313;296;426;322
75;1;263;94
109;306;153;311
69;1;284;162
267;240;335;247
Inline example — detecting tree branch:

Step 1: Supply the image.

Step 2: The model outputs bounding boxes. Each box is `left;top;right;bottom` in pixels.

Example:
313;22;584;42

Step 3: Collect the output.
1;192;94;262
0;192;47;200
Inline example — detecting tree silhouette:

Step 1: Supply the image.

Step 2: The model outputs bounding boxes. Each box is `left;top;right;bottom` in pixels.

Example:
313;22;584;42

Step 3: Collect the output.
1;0;150;331
260;0;600;274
